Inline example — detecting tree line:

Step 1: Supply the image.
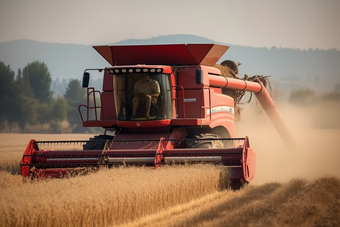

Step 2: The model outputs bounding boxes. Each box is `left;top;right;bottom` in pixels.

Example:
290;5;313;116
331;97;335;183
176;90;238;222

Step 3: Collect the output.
289;87;340;106
0;61;93;133
2;59;339;132
51;77;103;98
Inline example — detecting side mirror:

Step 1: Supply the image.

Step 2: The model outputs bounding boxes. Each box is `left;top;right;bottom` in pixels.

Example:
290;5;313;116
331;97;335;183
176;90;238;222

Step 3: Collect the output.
82;72;90;87
196;69;203;84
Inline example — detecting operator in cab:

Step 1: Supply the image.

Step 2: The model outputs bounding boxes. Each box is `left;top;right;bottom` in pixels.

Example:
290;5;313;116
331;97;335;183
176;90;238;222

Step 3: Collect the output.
132;75;160;119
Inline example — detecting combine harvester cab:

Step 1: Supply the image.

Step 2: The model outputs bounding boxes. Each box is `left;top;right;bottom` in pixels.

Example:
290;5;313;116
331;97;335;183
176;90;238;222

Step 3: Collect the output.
21;44;294;188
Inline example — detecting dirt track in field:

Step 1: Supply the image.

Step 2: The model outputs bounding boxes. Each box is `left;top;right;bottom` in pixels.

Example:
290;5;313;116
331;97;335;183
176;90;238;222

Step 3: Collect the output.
0;103;340;227
123;178;340;227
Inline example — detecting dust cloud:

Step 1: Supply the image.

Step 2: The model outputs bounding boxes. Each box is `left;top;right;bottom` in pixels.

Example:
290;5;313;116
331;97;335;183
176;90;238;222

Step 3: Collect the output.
1;100;340;227
236;99;340;184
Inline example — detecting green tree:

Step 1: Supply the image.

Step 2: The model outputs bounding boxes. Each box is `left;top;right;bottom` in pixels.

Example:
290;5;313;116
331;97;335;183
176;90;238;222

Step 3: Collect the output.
38;102;53;132
0;62;17;131
6;69;22;132
64;79;86;106
22;61;53;103
51;97;68;133
17;68;34;98
64;79;86;132
15;67;42;132
17;96;39;132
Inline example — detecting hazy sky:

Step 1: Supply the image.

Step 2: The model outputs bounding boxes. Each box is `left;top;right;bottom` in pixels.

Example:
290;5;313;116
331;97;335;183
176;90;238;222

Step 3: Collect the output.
1;0;339;50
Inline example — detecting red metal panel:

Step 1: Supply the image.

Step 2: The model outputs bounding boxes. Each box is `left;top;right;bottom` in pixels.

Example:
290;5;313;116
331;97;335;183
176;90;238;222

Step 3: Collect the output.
171;119;210;126
20;139;38;176
109;44;196;66
102;70;113;91
82;120;117;127
177;67;204;89
244;148;256;181
117;119;172;128
163;147;243;155
93;46;114;65
242;137;256;182
187;44;230;66
93;44;230;66
186;44;214;64
101;92;117;120
176;90;203;118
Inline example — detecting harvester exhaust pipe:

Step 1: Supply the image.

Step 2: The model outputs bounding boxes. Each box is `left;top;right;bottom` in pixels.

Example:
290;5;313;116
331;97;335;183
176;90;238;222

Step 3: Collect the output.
209;75;295;148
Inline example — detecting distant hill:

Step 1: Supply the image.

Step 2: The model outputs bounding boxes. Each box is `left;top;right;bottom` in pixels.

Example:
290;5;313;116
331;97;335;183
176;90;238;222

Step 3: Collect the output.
1;34;339;93
0;39;108;80
114;34;216;45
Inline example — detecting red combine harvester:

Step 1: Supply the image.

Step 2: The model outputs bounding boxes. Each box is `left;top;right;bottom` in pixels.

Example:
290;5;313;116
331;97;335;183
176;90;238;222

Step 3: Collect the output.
21;44;293;188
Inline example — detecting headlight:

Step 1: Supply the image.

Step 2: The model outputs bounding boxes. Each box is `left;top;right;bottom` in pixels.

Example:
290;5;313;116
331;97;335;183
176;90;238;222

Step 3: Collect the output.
108;67;163;74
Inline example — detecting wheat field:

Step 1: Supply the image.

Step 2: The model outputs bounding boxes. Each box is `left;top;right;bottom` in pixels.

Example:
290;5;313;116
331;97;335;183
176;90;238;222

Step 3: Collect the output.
1;103;340;226
0;134;231;227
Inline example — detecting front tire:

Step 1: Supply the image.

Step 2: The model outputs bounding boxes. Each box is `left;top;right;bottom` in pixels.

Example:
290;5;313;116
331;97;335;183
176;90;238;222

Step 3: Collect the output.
186;133;224;148
83;135;114;150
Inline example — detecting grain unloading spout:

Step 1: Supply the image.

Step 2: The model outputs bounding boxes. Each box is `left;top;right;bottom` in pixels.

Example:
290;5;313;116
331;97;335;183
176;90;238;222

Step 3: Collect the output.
253;79;296;148
209;75;295;148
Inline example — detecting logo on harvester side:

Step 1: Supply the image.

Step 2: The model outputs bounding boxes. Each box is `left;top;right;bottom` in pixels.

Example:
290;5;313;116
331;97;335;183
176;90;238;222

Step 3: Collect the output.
207;106;234;115
184;98;196;102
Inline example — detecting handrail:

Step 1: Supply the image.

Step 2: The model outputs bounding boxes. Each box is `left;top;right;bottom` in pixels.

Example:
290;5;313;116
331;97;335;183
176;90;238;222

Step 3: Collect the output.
172;85;185;119
200;87;212;121
78;87;104;123
87;88;102;121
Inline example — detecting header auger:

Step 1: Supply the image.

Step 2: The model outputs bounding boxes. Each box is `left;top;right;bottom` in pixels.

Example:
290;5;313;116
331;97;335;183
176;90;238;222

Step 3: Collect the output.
21;43;294;189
